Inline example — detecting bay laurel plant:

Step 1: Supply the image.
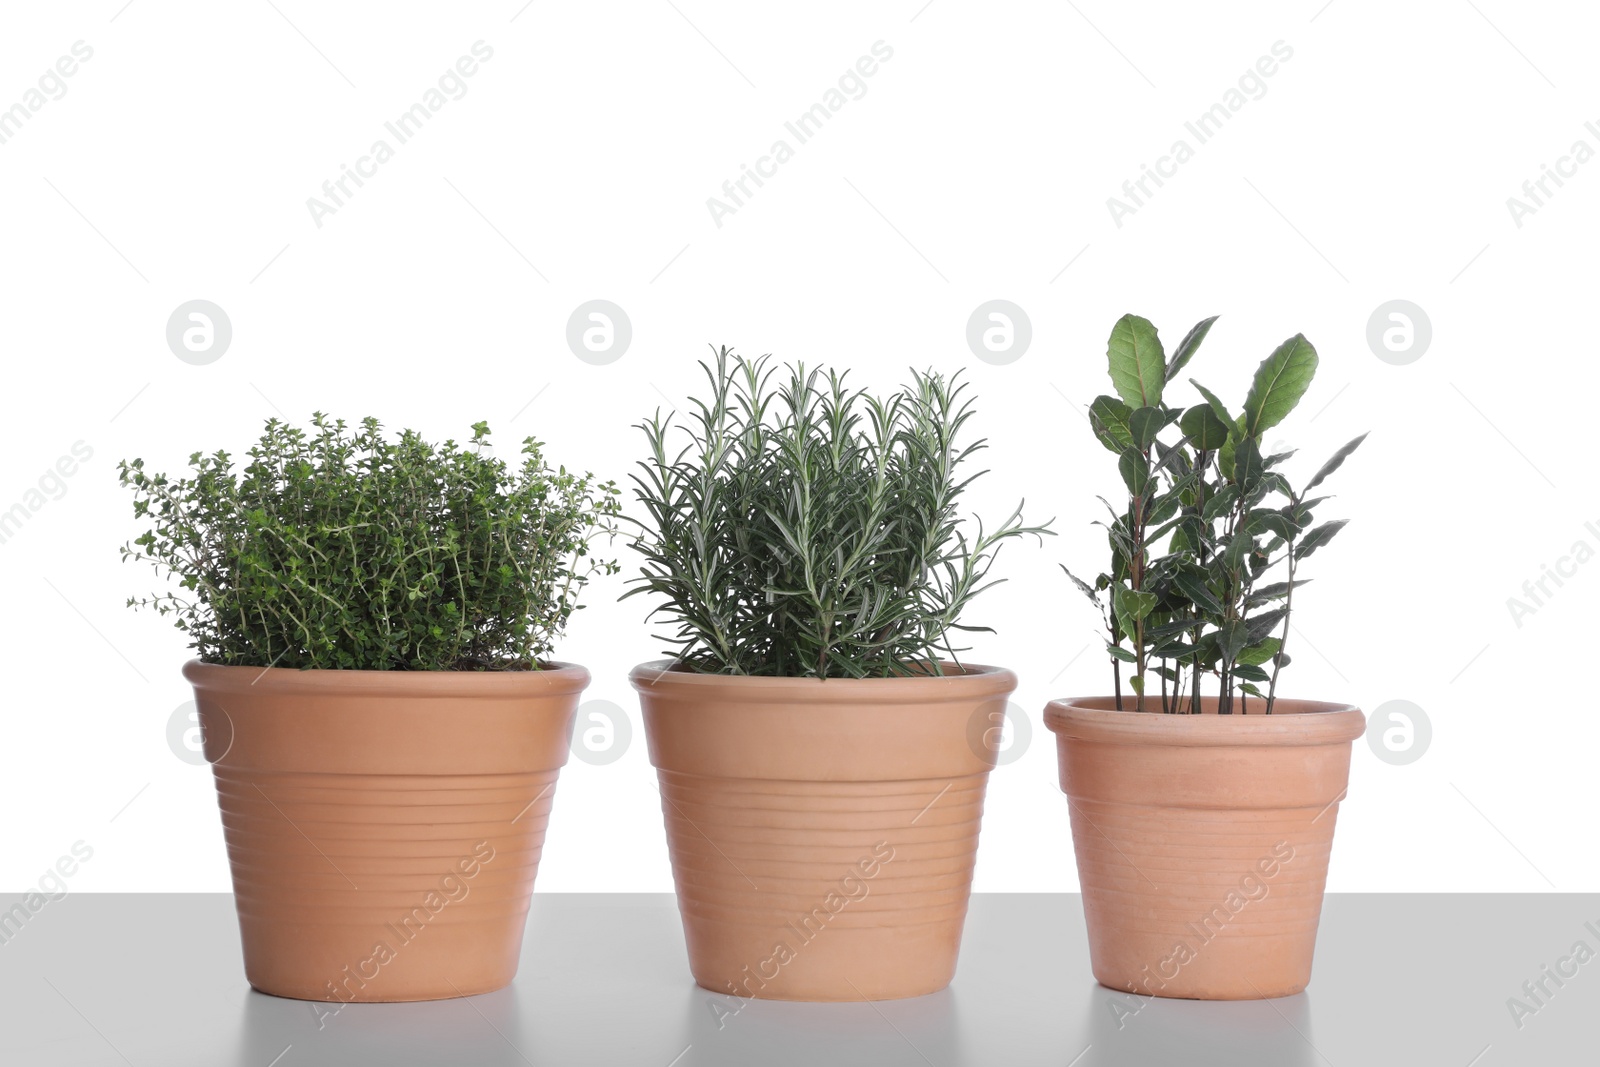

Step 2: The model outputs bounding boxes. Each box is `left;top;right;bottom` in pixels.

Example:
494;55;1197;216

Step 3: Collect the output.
1065;315;1366;714
626;346;1052;678
118;414;621;671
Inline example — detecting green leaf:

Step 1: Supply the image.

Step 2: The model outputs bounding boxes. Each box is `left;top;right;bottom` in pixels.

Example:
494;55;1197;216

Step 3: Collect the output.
1217;620;1249;663
1257;472;1293;500
1243;334;1319;436
1118;449;1151;496
1106;642;1136;663
1114;586;1159;622
1088;395;1135;454
1173;569;1224;616
1148;490;1181;526
1107;530;1132;570
1237;636;1282;666
1245;608;1288;643
1151;439;1190;477
1165;315;1219;383
1128;674;1145;696
1180;404;1231;452
1113;585;1158;640
1061;565;1101;605
1146;621;1196;643
1244;579;1310;609
1218;415;1247;480
1233;437;1264;487
1107;314;1166;409
1304;432;1369;494
1202;485;1239;521
1189;380;1234;427
1223;528;1254;569
1244;508;1296;540
1295;519;1348;559
1128;406;1167;450
1292;496;1330;526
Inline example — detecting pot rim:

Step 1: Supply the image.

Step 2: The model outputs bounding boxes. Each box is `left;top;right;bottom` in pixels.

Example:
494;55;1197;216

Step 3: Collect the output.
183;658;591;696
629;658;1016;704
1044;695;1364;746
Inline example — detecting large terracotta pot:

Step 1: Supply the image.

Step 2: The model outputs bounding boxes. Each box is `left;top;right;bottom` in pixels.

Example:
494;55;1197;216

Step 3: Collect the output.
1044;697;1365;1000
631;660;1016;1001
184;660;586;1003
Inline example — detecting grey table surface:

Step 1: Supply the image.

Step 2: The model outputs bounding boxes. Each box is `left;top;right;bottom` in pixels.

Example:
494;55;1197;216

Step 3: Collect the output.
1;893;1594;1065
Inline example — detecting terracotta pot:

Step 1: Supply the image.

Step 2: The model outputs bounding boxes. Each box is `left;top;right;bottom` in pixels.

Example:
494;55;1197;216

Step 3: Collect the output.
631;660;1016;1002
1044;696;1365;1000
184;660;586;1003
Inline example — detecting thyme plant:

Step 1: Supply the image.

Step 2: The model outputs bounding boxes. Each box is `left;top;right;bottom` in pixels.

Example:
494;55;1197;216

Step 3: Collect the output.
627;347;1050;678
1066;315;1366;714
119;414;621;671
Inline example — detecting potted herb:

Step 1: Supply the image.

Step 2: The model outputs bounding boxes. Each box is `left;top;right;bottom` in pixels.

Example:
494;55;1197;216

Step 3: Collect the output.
119;415;619;1003
1046;315;1367;1000
627;348;1049;1001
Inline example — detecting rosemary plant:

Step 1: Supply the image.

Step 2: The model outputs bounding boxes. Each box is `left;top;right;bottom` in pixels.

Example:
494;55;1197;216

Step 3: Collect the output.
1066;315;1366;713
119;414;621;671
626;347;1051;678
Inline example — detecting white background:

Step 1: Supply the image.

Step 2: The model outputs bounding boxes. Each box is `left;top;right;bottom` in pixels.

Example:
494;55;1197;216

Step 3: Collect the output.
1;0;1594;895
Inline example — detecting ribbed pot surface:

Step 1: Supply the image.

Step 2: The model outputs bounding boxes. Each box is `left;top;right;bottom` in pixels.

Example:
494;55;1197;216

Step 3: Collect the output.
633;661;1016;1001
185;660;585;1002
1046;696;1365;1000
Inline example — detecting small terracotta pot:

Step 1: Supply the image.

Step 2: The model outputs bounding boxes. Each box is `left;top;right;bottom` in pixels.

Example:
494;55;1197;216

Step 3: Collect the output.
184;660;586;1003
1044;696;1365;1000
631;660;1016;1002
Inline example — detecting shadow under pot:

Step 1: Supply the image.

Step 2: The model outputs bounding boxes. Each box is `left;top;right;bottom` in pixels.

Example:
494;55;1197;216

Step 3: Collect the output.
184;660;587;1002
1044;696;1366;1001
631;660;1016;1002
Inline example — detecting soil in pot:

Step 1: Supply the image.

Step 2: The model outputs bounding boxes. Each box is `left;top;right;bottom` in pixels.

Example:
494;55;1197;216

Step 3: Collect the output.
1045;696;1365;1001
